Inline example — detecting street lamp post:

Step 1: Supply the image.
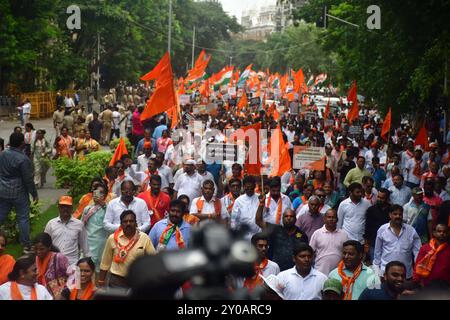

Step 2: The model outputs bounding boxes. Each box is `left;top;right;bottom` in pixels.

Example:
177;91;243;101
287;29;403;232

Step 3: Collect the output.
168;0;172;55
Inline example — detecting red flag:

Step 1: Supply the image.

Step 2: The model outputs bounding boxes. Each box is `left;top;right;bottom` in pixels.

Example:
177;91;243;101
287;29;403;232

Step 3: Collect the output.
324;98;330;119
414;123;429;151
347;81;359;123
141;52;176;121
140;52;170;81
268;125;292;177
381;107;392;139
109;137;128;167
237;91;248;110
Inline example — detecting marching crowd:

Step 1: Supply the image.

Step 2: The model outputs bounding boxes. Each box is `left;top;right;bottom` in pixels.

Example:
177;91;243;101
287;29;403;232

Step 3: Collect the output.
0;84;449;301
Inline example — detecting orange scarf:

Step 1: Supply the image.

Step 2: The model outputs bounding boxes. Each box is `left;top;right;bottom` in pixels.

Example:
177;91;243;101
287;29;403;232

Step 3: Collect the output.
10;282;37;300
196;198;222;218
267;195;283;225
36;252;53;287
183;214;200;226
226;193;237;214
141;170;159;192
73;193;93;219
147;191;163;222
113;227;140;263
413;159;422;178
337;260;362;300
69;281;96;300
0;255;15;285
243;258;268;289
415;239;447;278
159;223;185;249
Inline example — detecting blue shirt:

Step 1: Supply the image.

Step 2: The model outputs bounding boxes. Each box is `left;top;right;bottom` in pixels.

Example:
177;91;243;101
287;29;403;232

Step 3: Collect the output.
372;168;386;190
358;283;396;300
292;197;303;210
149;219;191;251
206;162;221;184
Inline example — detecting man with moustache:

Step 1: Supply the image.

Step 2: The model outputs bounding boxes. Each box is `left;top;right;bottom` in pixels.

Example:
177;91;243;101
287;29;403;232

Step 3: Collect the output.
99;210;155;288
256;207;308;272
149;199;192;251
329;240;379;300
373;205;421;279
104;180;150;233
276;243;327;300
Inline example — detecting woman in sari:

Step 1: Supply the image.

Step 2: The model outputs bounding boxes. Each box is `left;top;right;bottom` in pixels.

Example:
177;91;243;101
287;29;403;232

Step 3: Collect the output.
0;231;15;285
34;232;69;299
62;257;97;300
0;255;53;300
73;178;115;219
81;185;108;271
75;129;100;160
31;129;52;188
54;126;74;159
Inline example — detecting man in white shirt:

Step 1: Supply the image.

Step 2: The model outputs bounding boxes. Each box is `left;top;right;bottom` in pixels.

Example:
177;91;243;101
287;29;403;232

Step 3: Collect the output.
190;180;228;222
261;177;292;225
241;233;280;289
230;176;262;241
155;152;174;192
44;196;90;265
103;180;151;233
337;182;371;243
136;142;152;172
388;174;412;206
277;243;327;300
196;161;218;196
173;160;203;206
405;147;426;189
111;107;121;140
373;204;421;279
22;99;31;125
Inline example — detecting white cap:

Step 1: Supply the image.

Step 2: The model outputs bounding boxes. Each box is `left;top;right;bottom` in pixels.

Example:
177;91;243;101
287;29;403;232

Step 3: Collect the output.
184;159;197;165
260;274;284;299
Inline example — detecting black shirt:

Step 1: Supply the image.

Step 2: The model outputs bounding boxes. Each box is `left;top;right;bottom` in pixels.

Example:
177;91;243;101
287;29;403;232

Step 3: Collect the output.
88;119;103;142
359;283;396;300
339;159;356;183
364;203;391;246
266;223;308;271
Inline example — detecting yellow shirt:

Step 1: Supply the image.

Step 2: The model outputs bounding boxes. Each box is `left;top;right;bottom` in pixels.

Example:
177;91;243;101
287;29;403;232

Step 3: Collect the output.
100;230;155;277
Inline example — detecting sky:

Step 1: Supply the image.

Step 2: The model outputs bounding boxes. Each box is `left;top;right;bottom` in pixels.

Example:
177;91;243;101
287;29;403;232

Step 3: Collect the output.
219;0;277;21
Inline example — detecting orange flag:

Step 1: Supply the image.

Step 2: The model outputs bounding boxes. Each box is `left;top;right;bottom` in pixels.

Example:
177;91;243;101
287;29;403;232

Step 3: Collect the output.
381;107;392;139
414;123;429;151
140;52;170;81
177;77;186;94
237;91;248;110
347;81;359;123
199;79;210;98
141;52;176;121
186;50;211;82
109;137;128;167
294;68;305;93
273;109;280;121
268;125;292;177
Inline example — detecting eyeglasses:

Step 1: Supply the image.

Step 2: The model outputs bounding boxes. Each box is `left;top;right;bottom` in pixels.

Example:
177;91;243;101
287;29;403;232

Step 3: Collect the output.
317;195;326;198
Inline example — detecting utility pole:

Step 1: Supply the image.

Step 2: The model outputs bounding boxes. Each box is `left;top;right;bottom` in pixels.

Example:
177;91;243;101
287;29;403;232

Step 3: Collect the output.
168;0;172;55
191;26;196;69
229;56;233;66
97;31;100;92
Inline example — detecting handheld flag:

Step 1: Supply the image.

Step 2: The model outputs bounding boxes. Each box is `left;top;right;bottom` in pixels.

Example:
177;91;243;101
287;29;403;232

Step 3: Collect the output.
109;137;128;167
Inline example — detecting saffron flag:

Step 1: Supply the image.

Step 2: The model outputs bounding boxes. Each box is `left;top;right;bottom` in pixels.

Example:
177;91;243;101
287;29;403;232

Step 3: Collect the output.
141;52;176;121
237;91;248;110
268;125;292;177
381;107;392;139
109;137;128;167
414;123;429;151
238;122;262;176
140;52;170;81
294;68;306;93
186;50;211;83
199;79;210;98
347;81;359;123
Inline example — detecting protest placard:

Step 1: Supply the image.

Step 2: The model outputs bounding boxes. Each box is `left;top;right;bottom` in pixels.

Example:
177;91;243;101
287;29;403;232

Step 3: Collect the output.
293;146;325;170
